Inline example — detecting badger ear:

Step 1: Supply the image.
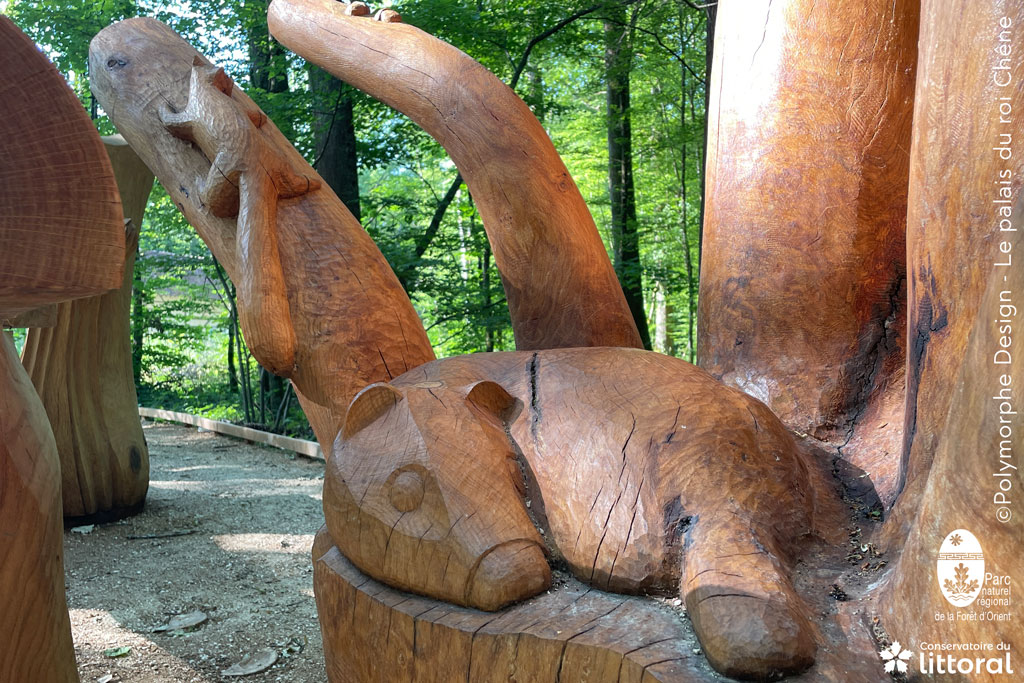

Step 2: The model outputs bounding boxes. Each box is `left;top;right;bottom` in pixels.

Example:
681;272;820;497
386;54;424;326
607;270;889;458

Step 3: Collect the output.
342;383;403;440
465;381;521;423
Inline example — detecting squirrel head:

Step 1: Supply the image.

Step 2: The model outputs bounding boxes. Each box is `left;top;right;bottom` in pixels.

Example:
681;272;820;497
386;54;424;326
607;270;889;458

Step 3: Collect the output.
324;378;550;611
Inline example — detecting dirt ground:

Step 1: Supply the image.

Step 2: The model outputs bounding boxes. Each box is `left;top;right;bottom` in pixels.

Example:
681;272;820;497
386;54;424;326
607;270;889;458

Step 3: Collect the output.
65;421;328;682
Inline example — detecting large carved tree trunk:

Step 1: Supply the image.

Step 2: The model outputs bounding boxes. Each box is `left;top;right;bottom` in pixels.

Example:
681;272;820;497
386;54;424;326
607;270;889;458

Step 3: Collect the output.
883;0;1024;660
1;16;127;682
21;137;154;524
0;334;77;682
699;0;919;506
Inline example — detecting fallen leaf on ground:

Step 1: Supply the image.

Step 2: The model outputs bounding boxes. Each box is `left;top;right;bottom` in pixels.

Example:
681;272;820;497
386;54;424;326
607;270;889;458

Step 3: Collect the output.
103;646;131;658
222;648;278;676
153;610;207;632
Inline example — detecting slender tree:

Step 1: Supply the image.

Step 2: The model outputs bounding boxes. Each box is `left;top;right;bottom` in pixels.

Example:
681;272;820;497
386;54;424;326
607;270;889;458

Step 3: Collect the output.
605;3;650;348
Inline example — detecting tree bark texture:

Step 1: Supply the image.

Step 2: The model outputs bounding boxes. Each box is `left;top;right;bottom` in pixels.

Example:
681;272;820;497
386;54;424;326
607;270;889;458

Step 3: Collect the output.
309;66;361;221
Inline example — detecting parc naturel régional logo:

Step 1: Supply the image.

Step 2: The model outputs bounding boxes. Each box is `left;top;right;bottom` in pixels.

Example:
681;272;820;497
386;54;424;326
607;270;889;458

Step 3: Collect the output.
884;528;1016;677
937;529;985;607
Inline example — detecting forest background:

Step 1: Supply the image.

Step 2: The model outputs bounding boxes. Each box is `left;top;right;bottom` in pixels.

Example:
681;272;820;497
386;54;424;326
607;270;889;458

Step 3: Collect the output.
5;0;712;440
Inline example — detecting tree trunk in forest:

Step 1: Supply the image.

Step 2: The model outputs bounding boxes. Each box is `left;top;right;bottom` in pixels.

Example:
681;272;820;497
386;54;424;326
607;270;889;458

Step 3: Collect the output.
309;66;361;221
605;12;651;350
696;3;715;272
22;137;154;524
227;306;238;393
247;0;289;94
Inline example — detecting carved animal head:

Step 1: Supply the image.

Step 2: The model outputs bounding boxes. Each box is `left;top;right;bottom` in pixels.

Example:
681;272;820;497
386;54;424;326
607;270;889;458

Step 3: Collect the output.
324;379;551;611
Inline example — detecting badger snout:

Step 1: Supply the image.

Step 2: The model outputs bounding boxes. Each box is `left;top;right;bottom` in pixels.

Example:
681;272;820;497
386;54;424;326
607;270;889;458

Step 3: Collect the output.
465;539;551;611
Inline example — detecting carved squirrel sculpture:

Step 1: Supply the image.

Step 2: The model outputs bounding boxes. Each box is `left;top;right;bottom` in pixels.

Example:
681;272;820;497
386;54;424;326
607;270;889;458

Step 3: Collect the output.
160;57;319;376
324;347;831;679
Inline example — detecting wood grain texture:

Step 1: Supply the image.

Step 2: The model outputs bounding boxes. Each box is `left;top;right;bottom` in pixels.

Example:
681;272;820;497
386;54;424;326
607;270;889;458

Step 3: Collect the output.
21;137;153;524
883;1;1023;665
268;0;643;351
313;526;886;683
325;348;848;679
888;0;1024;528
697;0;917;505
0;16;124;317
0;332;78;683
88;18;436;446
312;527;714;683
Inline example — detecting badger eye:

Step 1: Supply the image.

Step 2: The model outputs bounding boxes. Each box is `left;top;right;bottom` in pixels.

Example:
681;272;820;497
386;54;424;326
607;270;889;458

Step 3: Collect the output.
390;469;425;512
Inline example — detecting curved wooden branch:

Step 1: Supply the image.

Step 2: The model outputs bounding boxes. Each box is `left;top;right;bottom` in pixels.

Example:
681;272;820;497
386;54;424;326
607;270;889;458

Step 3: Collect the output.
89;18;436;446
267;0;644;351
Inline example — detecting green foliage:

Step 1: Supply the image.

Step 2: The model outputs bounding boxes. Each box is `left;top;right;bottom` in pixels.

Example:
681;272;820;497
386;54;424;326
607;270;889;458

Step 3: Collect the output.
7;0;708;429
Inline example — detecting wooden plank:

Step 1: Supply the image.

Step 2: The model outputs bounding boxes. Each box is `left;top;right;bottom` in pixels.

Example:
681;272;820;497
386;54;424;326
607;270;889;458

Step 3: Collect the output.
138;407;324;460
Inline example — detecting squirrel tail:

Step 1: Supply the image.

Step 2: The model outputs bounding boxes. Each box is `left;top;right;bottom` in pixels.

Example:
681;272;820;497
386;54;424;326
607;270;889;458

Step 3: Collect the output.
234;173;298;376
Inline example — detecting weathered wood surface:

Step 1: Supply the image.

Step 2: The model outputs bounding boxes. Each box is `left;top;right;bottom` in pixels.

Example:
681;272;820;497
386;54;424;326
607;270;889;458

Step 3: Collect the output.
883;0;1023;666
0;16;125;318
0;334;78;683
88;18;436;447
21;137;153;524
697;0;918;506
268;0;643;351
325;348;850;679
313;527;883;683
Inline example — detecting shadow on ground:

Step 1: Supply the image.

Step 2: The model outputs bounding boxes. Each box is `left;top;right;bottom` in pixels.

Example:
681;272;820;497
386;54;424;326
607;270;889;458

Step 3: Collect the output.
64;422;328;682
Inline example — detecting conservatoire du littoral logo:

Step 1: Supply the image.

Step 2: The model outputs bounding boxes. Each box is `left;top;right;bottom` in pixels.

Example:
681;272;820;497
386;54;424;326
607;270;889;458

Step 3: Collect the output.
937;529;985;606
879;641;913;675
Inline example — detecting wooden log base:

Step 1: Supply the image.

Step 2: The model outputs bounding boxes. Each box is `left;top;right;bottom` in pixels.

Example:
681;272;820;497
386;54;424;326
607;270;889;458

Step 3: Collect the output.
313;528;883;682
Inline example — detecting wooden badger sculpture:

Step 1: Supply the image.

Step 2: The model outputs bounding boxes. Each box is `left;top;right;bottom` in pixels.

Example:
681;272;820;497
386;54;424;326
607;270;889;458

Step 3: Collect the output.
324;347;826;679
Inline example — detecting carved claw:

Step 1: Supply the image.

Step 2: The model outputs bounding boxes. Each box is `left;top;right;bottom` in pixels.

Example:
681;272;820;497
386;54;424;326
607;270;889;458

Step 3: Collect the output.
682;521;817;679
374;8;401;22
345;1;370;16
